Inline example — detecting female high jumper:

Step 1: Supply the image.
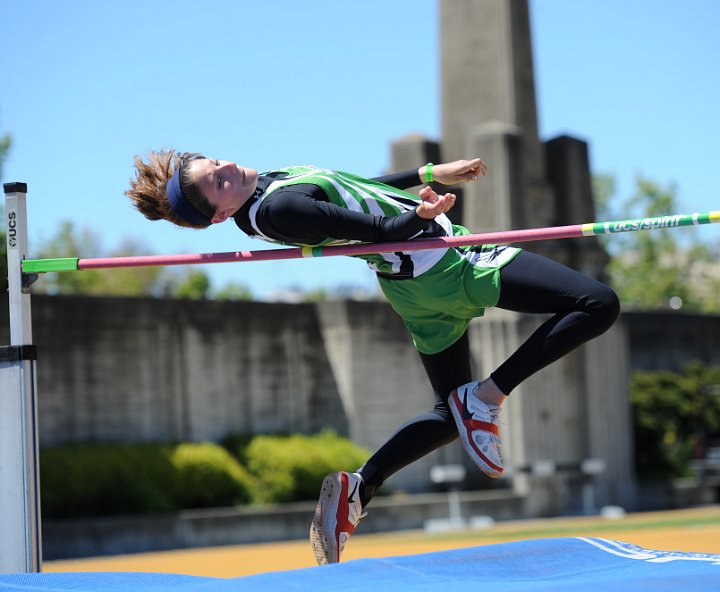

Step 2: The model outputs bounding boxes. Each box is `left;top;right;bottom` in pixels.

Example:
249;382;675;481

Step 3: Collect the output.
126;151;619;565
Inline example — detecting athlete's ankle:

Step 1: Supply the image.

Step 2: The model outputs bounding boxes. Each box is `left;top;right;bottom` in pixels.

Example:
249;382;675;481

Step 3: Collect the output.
356;466;380;508
474;377;507;407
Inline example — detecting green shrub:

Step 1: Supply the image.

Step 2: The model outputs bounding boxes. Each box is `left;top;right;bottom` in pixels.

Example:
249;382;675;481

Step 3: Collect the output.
41;443;177;519
219;433;254;464
40;431;368;518
40;442;252;519
243;431;369;503
171;443;253;508
631;362;720;479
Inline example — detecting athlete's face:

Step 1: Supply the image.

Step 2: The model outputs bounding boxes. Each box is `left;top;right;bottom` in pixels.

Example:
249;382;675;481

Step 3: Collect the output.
188;158;258;224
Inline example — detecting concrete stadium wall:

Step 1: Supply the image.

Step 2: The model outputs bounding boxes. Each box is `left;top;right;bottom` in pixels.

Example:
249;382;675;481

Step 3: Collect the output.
3;294;718;503
18;295;349;445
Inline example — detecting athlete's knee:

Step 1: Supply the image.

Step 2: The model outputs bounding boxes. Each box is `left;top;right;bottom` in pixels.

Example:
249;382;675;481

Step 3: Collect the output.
434;399;453;419
592;284;620;333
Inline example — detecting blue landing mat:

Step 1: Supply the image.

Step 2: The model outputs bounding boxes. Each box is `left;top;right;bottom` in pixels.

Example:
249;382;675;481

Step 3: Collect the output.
1;537;719;592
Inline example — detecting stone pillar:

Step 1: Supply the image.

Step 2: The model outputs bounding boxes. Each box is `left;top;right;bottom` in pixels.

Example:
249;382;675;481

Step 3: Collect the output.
440;0;554;232
545;135;610;279
390;134;441;174
440;0;544;182
582;319;637;509
463;122;524;233
545;136;596;225
314;301;358;438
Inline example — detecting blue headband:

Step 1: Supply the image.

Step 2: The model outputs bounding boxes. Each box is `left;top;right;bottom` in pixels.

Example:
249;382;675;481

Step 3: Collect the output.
166;167;212;227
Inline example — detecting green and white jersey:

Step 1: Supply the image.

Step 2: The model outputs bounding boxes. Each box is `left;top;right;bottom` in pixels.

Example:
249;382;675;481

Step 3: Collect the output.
247;165;455;279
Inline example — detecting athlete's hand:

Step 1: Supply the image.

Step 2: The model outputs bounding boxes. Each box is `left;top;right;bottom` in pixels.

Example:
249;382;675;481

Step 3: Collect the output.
416;186;456;219
425;158;488;185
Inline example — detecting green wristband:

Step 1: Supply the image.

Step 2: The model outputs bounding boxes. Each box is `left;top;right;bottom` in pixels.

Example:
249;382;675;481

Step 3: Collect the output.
425;163;433;183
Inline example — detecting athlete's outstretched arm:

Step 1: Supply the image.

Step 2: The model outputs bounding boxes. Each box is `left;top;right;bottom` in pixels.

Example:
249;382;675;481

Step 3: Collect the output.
254;188;446;245
430;158;488;185
373;158;488;190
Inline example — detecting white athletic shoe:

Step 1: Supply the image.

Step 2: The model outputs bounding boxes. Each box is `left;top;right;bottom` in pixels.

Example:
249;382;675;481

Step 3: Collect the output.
310;471;366;565
448;381;504;478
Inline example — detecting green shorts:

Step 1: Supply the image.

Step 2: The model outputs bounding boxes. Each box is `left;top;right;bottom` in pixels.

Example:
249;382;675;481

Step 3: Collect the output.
378;241;521;355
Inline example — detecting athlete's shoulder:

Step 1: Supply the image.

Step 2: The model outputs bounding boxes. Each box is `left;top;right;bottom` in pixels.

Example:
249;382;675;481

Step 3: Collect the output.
264;165;335;178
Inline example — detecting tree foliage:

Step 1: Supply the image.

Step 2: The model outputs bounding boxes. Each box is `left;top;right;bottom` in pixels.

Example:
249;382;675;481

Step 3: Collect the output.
0;132;10;180
173;269;211;300
34;222;174;297
631;362;720;479
595;175;720;312
32;221;254;300
213;281;253;301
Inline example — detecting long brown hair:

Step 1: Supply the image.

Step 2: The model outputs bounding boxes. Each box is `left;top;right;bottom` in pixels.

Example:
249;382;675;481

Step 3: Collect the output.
125;148;214;229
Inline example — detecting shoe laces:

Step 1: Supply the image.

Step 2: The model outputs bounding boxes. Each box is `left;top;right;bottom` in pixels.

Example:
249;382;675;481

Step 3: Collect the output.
487;405;501;425
347;503;366;527
469;382;502;425
347;473;368;527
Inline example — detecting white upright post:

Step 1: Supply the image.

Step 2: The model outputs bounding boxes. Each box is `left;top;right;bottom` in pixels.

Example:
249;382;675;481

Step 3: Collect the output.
1;182;42;573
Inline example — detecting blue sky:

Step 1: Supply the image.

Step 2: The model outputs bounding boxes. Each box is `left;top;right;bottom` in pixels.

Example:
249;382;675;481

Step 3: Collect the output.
2;0;718;298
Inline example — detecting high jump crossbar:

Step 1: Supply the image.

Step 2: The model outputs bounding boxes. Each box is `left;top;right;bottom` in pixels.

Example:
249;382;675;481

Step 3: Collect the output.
19;210;720;273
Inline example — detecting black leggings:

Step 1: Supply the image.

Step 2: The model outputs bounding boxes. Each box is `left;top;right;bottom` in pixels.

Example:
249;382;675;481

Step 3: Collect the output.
358;250;620;504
